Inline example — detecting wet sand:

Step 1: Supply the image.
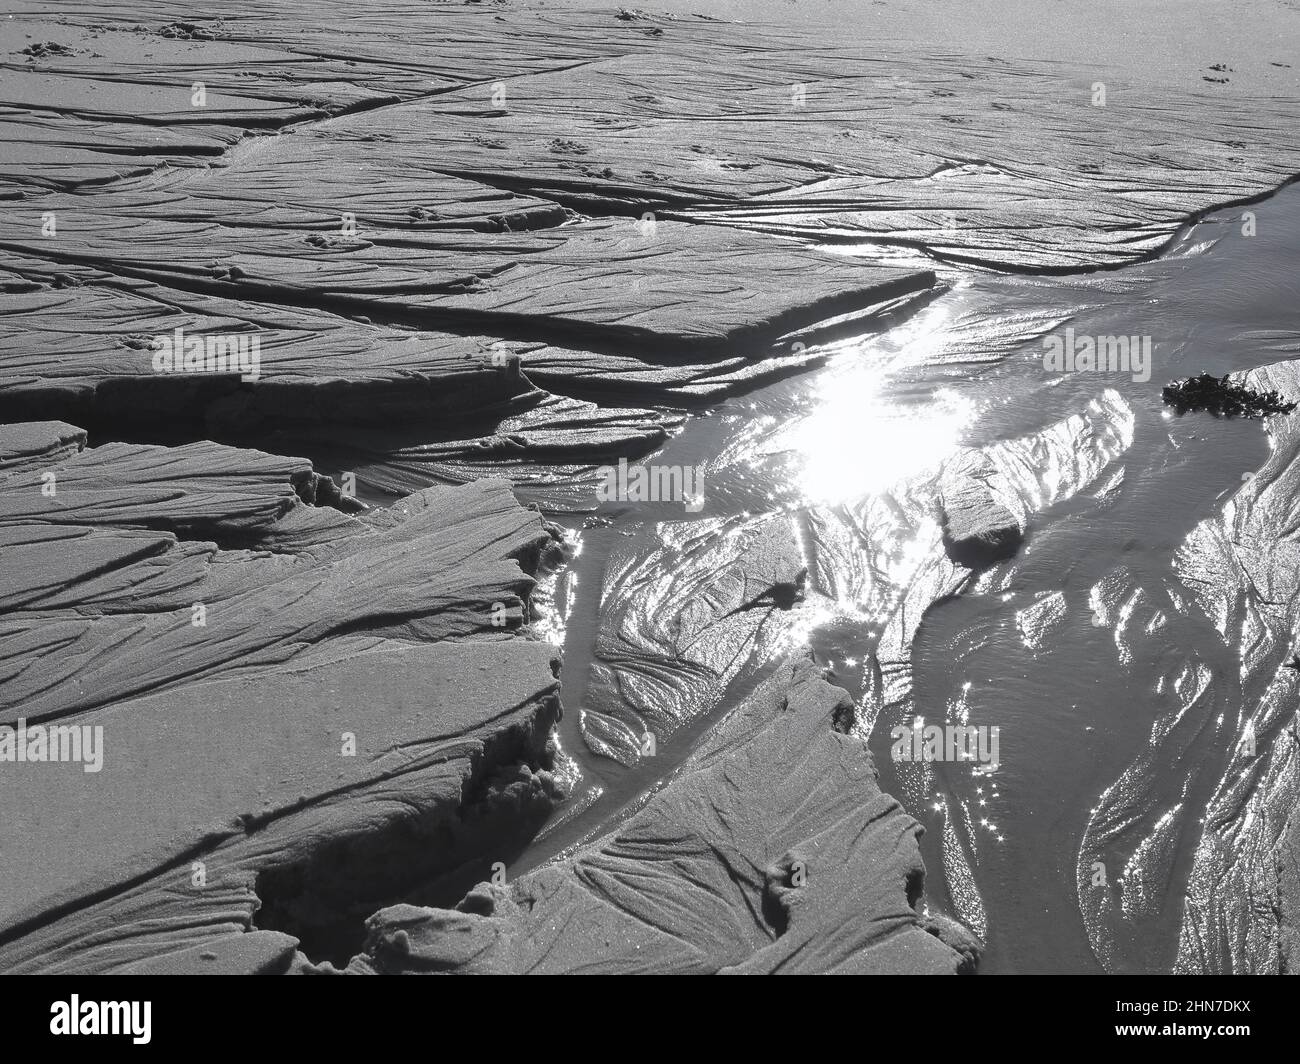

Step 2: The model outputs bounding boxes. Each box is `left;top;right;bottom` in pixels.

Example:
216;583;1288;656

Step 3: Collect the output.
2;0;1299;974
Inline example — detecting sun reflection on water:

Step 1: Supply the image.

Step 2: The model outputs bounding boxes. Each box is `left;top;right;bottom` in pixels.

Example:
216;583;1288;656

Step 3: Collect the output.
783;356;977;505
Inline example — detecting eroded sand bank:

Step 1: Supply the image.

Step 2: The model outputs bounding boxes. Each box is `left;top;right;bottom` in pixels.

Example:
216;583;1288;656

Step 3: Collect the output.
2;0;1299;974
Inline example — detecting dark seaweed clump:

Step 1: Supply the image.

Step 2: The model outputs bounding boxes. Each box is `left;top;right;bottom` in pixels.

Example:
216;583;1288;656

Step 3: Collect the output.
1162;373;1297;418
